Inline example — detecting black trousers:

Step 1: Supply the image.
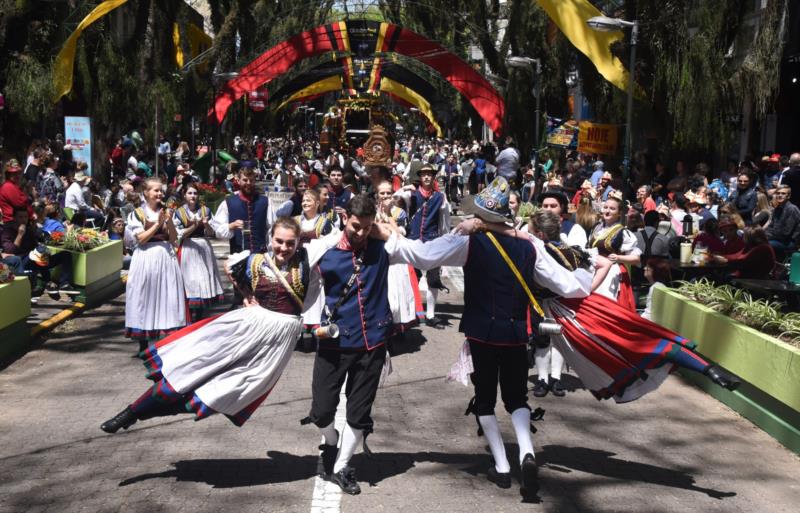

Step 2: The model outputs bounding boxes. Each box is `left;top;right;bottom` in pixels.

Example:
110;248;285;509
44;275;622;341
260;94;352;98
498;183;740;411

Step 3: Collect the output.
469;340;530;416
308;345;387;432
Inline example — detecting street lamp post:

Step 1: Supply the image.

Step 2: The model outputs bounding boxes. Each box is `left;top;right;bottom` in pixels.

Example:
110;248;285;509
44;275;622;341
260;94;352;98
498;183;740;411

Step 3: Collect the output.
586;15;638;184
506;56;542;167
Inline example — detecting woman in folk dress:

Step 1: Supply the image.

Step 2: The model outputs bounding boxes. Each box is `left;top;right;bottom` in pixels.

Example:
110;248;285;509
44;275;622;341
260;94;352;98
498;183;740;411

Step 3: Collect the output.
291;188;338;333
294;188;336;246
124;177;186;353
375;180;423;329
101;217;313;432
174;183;224;322
587;192;641;311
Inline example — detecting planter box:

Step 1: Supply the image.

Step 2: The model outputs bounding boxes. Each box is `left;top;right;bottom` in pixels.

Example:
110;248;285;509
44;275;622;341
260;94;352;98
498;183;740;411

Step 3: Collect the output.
0;277;31;360
652;286;800;454
48;239;123;287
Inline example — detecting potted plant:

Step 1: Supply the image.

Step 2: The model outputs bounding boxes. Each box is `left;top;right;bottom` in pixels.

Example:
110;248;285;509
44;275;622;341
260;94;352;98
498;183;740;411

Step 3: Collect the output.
47;227;123;288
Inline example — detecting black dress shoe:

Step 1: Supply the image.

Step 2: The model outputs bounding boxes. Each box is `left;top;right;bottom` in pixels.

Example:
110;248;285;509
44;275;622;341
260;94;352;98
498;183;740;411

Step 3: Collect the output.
317;431;339;477
424;317;445;329
100;406;137;433
520;453;539;495
487;466;512;489
532;379;549;398
549;378;566;397
331;466;361;495
704;365;741;391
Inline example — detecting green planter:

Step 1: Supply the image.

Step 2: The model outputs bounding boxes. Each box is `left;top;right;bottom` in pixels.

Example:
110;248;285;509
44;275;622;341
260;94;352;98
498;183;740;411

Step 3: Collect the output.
652;286;800;454
48;239;123;287
0;277;31;359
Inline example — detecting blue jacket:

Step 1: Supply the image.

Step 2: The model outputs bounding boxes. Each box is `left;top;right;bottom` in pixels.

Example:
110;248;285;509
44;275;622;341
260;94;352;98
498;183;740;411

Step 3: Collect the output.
318;238;393;351
461;233;538;346
326;187;352;211
226;193;269;253
407;190;444;242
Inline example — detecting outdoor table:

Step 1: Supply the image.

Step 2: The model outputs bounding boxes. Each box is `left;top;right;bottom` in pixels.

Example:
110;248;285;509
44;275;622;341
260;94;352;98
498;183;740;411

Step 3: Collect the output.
730;279;800;310
670;260;729;283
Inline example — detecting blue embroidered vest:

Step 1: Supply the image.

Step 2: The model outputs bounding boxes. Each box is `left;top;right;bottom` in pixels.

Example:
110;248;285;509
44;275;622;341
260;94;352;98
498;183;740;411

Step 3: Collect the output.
560;219;576;237
226;193;269;253
461;233;538;346
408;190;444;241
318;238;393;351
326;187;352;211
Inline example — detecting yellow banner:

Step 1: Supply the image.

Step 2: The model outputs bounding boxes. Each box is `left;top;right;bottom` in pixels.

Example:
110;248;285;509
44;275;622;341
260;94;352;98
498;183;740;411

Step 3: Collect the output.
536;0;640;97
577;121;618;155
379;77;442;137
276;76;344;111
173;22;212;70
53;0;130;103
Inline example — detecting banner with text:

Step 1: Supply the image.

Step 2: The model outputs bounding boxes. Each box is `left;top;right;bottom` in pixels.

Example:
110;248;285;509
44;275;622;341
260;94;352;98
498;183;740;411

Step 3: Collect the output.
577;121;617;155
546;117;579;149
65;116;93;176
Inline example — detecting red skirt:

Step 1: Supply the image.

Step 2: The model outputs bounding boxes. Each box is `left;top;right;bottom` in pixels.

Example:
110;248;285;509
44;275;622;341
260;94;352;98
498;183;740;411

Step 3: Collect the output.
549;294;696;402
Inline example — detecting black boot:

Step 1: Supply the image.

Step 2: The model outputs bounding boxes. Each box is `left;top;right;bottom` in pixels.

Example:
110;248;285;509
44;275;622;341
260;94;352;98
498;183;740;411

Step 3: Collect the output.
703;365;741;391
331;465;361;495
532;379;549;398
520;453;539;496
487;465;512;489
100;406;138;433
317;430;339;477
549;377;566;397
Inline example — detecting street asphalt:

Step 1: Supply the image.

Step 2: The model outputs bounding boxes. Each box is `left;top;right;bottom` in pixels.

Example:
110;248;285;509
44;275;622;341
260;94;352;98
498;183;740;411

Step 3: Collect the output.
1;238;799;513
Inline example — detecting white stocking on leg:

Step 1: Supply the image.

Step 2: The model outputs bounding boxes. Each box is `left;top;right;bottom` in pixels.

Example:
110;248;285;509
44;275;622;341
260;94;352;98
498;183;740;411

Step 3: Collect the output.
550;347;564;381
478;415;510;473
534;347;551;383
511;408;535;465
426;288;439;319
333;424;363;473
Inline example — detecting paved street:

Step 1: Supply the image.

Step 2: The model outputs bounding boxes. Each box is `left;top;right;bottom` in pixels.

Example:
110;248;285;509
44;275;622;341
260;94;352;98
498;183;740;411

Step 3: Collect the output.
2;243;800;513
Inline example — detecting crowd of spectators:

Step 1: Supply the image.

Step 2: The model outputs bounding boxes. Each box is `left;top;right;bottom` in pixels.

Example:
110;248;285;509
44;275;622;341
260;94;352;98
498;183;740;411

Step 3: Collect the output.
2;128;799;305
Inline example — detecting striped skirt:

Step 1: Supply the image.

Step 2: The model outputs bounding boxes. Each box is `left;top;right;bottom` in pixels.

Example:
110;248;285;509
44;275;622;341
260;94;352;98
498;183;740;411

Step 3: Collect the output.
548;294;696;403
141;306;302;425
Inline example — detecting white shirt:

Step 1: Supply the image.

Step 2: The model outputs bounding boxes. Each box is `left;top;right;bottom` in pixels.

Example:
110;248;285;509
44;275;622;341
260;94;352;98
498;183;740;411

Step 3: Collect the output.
384;232;593;299
64;182;89;211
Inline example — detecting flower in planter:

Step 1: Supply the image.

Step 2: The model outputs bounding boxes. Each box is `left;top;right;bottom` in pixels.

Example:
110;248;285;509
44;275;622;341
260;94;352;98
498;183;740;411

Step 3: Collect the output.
0;262;15;284
50;227;110;252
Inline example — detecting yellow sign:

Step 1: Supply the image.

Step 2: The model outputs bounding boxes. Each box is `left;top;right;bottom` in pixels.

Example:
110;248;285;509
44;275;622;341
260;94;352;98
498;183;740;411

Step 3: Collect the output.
578;121;618;155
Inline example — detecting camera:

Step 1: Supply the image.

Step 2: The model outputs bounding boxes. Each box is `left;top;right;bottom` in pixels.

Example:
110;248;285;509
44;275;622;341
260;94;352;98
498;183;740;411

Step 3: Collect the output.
315;324;340;340
529;318;562;349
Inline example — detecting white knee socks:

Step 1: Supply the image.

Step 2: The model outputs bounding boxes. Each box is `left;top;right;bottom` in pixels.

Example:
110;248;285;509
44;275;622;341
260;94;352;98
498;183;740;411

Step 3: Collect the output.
333;424;363;473
511;408;535;465
550;347;564;381
319;422;338;446
478;415;510;473
426;288;438;319
534;346;551;383
534;346;564;382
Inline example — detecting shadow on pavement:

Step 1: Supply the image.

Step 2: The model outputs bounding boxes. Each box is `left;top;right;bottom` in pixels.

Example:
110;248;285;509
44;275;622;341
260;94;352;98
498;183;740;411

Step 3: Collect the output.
119;451;318;488
115;445;734;503
540;445;737;500
387;328;427;356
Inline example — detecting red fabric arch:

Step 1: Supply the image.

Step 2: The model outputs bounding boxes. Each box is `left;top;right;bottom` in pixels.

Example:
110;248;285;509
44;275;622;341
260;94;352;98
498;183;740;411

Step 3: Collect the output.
211;21;505;135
